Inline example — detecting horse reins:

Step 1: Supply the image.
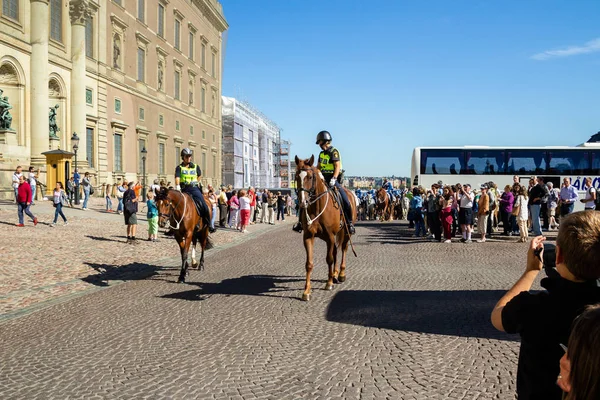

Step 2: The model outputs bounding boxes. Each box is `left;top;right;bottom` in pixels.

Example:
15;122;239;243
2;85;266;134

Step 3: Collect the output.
158;190;187;230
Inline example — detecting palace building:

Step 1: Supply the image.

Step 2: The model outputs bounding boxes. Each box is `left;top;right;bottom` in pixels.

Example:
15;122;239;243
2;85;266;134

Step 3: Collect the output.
0;0;227;198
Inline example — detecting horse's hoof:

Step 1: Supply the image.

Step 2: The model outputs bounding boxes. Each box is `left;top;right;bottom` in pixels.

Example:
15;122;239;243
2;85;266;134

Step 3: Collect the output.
325;284;333;291
301;293;311;301
177;279;185;284
332;276;339;284
338;275;346;283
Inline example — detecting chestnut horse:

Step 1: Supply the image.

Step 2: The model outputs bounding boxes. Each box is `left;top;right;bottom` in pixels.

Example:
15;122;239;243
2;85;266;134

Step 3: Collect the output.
155;188;212;283
295;155;357;301
375;188;393;221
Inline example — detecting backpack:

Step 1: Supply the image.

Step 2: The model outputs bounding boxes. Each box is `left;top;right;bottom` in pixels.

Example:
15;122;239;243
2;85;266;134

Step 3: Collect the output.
549;189;558;204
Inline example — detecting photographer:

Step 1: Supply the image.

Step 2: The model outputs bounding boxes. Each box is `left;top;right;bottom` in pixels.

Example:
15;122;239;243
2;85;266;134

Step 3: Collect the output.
490;211;600;400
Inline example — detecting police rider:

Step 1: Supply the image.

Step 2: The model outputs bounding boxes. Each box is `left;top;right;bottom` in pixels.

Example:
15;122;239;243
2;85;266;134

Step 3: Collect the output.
175;148;215;233
293;130;355;234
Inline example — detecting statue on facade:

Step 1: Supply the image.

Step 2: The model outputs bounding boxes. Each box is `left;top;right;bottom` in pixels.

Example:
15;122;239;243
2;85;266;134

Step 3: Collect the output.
158;62;164;91
0;89;14;130
49;104;60;138
113;36;121;69
189;83;194;105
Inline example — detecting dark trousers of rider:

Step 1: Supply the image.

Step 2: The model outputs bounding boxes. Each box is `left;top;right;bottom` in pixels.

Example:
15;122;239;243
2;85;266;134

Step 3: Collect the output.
330;180;353;224
183;186;209;221
427;211;442;241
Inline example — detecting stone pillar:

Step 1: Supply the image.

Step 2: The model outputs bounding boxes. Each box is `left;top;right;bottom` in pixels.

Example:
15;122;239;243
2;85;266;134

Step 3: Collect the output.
29;0;50;166
70;0;93;168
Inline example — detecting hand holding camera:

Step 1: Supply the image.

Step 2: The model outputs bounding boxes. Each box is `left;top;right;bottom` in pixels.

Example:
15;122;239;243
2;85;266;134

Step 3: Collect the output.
526;236;546;272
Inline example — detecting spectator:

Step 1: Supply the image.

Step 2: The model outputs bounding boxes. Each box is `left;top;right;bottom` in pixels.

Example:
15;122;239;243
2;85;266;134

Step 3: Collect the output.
276;191;286;221
73;169;80;204
557;304;600;399
267;191;277;225
580;177;596;211
15;175;37;227
451;184;460;237
105;183;113;212
238;189;251;233
261;189;269;223
116;180;126;214
228;189;239;228
218;185;228;227
286;194;293;216
547;182;560;230
529;177;549;236
458;184;474;243
150;179;161;194
146;191;159;242
66;177;75;207
410;187;425;237
123;181;139;243
499;184;514;236
425;185;442;241
511;182;521;235
12;165;22;202
134;181;142;198
28;166;39;205
488;182;499;236
207;185;218;231
248;187;256;224
51;182;68;226
514;185;529;243
81;172;92;210
440;186;453;243
491;211;600;400
560;178;579;217
477;184;490;243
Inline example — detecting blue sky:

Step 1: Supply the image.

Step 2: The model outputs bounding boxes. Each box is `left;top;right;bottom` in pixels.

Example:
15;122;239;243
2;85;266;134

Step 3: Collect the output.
220;0;600;177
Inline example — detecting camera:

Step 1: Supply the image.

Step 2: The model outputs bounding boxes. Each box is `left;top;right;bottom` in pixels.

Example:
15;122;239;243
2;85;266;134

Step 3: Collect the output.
538;242;559;279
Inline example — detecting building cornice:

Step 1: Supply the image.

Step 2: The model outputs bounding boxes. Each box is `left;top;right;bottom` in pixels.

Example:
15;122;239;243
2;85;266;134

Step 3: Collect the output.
156;45;169;58
191;0;228;33
110;14;128;31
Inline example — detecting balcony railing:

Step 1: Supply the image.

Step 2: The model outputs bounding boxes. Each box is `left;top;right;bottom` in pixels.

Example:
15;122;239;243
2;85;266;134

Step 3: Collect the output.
279;160;288;167
279;148;289;155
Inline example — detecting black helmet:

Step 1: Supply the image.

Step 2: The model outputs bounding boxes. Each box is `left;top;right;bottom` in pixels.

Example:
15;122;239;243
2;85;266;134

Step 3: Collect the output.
181;148;193;158
315;130;332;144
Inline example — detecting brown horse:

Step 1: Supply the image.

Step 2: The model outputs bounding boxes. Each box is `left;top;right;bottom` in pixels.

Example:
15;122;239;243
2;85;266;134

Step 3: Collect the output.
155;188;212;283
375;188;393;221
295;155;357;301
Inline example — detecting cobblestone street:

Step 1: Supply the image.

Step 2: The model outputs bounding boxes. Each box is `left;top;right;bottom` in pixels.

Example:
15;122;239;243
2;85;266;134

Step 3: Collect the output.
0;209;542;399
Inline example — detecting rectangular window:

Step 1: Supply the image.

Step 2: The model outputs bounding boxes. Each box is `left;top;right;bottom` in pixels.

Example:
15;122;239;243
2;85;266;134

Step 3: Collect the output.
114;98;122;113
113;0;122;5
2;0;18;20
464;150;506;175
546;151;590;175
86;88;93;105
201;43;206;68
159;114;164;127
190;126;194;136
420;149;464;175
138;139;146;173
114;134;123;171
201;86;206;113
138;107;145;121
174;71;180;100
137;48;145;82
85;17;93;58
202;152;206;173
86;127;94;168
189;32;194;60
137;0;145;22
175;120;180;131
157;4;164;37
212;134;215;142
213;154;216;176
175;146;181;165
211;52;216;77
506;150;548;175
50;0;62;42
202;130;205;140
158;143;165;175
174;19;180;50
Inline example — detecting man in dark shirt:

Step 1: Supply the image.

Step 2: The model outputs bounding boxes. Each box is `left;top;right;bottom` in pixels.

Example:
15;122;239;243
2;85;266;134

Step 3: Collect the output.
491;211;600;400
528;177;549;236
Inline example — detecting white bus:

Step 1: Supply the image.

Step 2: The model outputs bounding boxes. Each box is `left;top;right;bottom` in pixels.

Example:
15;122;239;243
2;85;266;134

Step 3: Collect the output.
410;144;600;211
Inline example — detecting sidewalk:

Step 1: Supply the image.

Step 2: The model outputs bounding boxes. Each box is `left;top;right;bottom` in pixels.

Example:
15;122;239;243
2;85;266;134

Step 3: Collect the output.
0;197;295;320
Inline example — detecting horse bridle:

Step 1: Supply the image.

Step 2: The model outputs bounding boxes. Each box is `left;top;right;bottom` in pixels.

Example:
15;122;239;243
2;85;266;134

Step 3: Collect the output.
296;167;331;206
157;190;187;230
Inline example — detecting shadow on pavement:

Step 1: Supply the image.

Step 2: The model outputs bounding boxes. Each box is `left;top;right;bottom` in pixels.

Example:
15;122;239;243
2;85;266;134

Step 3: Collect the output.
326;289;519;341
85;235;128;243
159;274;320;301
82;261;163;287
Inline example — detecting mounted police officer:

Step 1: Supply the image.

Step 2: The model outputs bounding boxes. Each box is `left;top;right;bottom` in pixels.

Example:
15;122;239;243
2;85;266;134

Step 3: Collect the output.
175;148;215;233
293;130;355;234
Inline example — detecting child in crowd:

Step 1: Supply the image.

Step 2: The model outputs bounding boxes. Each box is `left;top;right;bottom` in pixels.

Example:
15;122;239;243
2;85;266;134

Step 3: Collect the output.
146;191;159;242
491;211;600;400
105;183;113;212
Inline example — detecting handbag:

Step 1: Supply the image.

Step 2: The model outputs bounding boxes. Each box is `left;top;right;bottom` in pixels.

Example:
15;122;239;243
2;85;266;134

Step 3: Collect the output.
511;198;521;217
89;185;95;195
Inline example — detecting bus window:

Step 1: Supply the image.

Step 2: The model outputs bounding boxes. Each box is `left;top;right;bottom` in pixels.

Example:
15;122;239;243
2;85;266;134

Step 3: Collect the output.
589;151;600;174
546;151;589;175
420;150;465;175
465;150;505;175
506;150;547;175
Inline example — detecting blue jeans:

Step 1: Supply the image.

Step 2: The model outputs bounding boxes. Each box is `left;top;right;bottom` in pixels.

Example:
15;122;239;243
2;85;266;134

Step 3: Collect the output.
211;205;217;229
83;188;90;208
117;197;123;212
277;206;285;221
31;185;36;204
13;187;18;201
106;196;113;211
53;202;67;223
18;203;36;224
531;204;542;236
414;212;426;236
561;202;574;216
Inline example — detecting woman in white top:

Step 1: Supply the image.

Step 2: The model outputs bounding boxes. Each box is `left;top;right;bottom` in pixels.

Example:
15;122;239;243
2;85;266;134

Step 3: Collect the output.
514;185;529;243
580;177;596;210
238;189;251;233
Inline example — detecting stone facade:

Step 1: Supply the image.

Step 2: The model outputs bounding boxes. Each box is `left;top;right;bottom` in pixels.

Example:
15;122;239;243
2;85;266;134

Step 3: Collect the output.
0;0;227;199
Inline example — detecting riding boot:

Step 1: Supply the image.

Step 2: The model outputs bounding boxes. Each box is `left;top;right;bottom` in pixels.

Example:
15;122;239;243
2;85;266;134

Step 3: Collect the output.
292;222;303;233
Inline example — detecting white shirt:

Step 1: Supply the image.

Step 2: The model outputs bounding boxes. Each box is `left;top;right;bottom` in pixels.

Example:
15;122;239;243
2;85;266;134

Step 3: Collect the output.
584;186;596;209
29;172;37;186
12;172;21;189
239;196;251;210
459;191;474;208
515;195;529;221
150;184;160;193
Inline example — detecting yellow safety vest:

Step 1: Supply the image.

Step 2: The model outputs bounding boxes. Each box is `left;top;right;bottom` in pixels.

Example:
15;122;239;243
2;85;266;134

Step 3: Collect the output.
318;147;341;173
180;164;198;185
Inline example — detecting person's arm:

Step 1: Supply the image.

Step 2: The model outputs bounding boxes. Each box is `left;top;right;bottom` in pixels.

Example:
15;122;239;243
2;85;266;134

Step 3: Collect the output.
196;165;202;182
26;185;32;204
174;166;181;189
491;236;545;331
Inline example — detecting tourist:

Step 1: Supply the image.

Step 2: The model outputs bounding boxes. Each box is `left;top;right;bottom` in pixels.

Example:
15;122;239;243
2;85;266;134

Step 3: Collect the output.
557;304;600;399
105;183;113;212
514;185;529;243
491;211;600;400
146;191;158;242
116;180;126;214
529;177;548;236
458;184;474;243
511;182;521;235
123;181;139;243
228;189;239;228
248;187;256;224
12;165;22;202
81;172;92;210
276;191;286;221
51;182;68;226
499;184;514;236
66;177;75;207
267;190;277;225
238;189;251;233
15;175;37;227
261;189;269;223
286;194;293;216
580;177;596;211
425;184;442;241
559;177;579;217
547;182;560;230
477;184;490;243
207;185;217;231
150;179;161;194
440;186;453;243
410;187;425;237
218;185;228;227
28;166;39;205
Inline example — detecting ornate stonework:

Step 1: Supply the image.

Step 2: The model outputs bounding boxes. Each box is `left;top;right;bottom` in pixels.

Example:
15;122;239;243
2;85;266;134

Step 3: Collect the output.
69;0;93;26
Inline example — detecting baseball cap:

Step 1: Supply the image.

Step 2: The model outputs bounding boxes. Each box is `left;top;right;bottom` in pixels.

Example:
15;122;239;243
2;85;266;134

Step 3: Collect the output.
480;184;488;189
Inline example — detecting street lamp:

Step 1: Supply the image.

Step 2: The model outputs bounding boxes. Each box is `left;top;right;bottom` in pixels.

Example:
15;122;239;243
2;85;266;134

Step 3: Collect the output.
141;146;147;201
71;132;80;205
